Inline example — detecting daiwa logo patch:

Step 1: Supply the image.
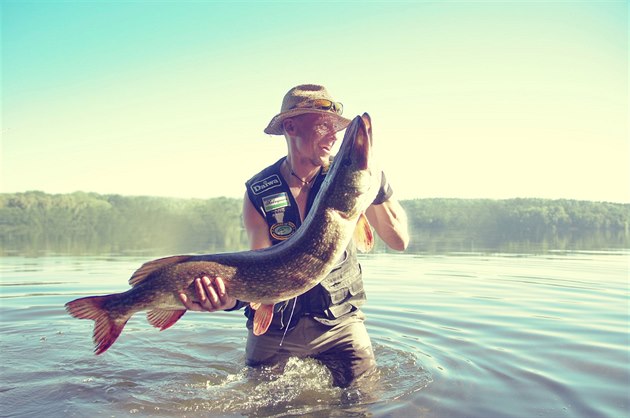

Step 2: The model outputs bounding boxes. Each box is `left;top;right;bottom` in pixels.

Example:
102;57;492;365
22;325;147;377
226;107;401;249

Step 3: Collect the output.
251;174;282;195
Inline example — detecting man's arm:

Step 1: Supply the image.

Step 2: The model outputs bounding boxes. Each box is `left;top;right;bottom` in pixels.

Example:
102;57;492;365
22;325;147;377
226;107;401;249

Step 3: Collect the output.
242;190;273;250
366;197;409;251
365;172;409;251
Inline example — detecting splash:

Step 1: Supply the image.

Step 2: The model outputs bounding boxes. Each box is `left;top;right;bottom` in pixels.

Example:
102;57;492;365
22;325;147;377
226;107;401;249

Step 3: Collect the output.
169;344;431;416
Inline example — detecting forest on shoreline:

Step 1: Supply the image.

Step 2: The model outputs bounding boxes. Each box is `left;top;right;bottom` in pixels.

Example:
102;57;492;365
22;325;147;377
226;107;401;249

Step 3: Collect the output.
1;191;628;256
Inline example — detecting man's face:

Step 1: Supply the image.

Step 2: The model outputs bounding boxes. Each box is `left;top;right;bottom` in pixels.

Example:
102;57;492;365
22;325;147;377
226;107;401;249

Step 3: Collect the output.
290;113;339;166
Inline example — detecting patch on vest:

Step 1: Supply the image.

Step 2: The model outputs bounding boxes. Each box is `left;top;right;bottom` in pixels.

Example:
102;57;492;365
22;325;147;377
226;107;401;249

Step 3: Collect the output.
251;174;282;195
262;192;290;212
270;222;297;240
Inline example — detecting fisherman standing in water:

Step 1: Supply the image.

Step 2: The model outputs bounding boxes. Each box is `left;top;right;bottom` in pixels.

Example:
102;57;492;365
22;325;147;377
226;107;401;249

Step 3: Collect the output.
179;84;409;387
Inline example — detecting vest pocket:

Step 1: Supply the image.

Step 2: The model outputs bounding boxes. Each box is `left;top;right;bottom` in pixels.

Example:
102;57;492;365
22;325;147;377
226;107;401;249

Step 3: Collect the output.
320;265;366;319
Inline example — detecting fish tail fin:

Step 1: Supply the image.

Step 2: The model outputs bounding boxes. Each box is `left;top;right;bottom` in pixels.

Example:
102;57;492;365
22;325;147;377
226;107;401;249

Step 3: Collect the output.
65;295;130;355
252;303;274;336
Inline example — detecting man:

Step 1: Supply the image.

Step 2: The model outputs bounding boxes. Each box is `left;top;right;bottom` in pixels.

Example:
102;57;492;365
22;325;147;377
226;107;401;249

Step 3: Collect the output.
179;84;409;387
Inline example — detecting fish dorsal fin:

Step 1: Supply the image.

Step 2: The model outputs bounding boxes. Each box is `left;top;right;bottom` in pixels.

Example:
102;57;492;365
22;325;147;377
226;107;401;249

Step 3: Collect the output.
252;303;274;336
353;212;374;253
129;255;192;287
147;309;186;331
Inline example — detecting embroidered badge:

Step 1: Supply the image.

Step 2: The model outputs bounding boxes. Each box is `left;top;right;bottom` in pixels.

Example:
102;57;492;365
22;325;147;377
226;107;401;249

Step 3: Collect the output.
263;192;290;213
270;222;297;240
251;174;282;195
271;208;285;223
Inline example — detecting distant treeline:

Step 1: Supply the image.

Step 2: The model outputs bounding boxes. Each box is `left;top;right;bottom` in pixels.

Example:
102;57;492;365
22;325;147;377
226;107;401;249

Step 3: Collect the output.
402;198;629;253
0;191;246;255
1;192;628;255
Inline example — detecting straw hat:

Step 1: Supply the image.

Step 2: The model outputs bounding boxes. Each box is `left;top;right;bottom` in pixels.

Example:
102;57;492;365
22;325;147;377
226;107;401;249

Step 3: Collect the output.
264;84;352;135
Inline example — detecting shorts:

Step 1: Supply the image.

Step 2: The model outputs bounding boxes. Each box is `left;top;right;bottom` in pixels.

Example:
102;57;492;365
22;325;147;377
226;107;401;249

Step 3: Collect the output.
245;310;376;388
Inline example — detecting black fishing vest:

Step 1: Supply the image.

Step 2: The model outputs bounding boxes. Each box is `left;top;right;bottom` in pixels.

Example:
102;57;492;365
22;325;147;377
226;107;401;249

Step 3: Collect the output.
244;157;367;330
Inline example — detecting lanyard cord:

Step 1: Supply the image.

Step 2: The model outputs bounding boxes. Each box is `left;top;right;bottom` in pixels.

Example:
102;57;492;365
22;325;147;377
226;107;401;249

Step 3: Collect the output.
279;297;297;347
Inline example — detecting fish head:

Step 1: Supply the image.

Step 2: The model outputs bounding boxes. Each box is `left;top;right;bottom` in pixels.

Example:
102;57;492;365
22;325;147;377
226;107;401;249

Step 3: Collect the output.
317;113;381;219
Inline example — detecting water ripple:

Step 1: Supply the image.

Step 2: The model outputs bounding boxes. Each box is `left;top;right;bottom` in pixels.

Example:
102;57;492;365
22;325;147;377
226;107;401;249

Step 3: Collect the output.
0;253;628;417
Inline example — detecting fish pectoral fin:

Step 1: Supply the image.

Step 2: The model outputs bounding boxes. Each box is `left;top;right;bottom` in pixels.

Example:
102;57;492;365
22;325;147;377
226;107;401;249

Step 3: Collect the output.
252;304;274;336
353;212;374;253
249;302;261;310
147;308;187;331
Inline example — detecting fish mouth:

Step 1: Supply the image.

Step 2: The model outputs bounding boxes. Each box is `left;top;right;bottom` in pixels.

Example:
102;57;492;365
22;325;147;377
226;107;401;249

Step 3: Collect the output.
338;113;371;170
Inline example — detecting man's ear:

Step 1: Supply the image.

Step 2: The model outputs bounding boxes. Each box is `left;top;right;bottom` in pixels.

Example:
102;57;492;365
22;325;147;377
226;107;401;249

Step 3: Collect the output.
282;118;295;135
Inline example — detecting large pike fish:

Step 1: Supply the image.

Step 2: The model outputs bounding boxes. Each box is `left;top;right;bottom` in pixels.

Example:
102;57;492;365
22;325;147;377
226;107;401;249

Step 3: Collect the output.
66;113;380;354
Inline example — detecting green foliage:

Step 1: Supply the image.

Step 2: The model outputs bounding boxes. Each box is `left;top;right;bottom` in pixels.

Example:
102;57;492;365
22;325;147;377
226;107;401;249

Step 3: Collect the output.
1;193;628;255
401;198;630;253
0;192;247;256
402;198;629;233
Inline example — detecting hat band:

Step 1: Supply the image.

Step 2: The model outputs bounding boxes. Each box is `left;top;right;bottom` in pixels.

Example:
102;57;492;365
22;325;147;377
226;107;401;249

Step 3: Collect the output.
290;99;344;115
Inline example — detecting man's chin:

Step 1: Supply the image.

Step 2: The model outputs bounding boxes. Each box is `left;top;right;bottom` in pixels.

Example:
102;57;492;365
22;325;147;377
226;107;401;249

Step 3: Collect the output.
315;154;331;167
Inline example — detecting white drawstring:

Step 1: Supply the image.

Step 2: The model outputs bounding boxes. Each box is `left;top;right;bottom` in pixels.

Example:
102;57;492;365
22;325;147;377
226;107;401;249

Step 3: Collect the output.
279;297;297;347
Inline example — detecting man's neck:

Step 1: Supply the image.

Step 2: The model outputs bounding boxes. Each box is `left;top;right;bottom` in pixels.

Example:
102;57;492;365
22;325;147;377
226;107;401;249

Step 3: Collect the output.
285;156;319;182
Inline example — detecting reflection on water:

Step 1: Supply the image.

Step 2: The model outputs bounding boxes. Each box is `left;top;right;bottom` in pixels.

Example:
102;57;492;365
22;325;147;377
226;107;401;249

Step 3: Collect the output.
2;229;628;257
1;251;628;417
405;228;630;254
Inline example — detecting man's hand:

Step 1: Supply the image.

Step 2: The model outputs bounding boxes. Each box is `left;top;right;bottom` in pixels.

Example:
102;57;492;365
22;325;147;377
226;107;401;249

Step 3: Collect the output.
178;276;237;312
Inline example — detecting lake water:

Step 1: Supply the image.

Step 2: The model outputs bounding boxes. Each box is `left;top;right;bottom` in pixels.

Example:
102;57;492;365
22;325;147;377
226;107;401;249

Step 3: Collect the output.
1;251;628;417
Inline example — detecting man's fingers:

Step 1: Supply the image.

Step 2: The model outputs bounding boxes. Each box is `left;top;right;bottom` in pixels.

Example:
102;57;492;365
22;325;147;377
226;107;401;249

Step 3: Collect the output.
201;276;218;305
179;292;199;311
195;278;207;304
178;292;190;307
181;276;232;312
215;276;226;298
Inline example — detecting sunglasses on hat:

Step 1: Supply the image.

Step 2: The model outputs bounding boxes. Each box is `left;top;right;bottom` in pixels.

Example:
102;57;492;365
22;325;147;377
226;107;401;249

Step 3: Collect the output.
291;99;344;115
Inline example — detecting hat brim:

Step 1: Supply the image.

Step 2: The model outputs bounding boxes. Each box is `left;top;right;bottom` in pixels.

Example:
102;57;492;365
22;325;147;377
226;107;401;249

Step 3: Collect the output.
264;109;352;135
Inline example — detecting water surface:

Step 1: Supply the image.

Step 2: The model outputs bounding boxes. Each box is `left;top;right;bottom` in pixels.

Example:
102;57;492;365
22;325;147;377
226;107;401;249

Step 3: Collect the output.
1;252;628;417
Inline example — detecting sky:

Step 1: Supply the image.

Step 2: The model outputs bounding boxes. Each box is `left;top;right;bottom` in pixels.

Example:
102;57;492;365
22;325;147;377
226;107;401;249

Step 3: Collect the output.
2;0;628;203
